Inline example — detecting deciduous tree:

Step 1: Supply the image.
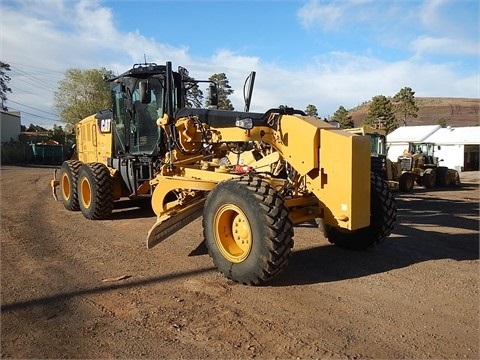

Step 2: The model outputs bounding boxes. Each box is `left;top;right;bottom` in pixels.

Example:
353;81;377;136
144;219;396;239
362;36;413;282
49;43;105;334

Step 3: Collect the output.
54;68;114;126
26;123;48;132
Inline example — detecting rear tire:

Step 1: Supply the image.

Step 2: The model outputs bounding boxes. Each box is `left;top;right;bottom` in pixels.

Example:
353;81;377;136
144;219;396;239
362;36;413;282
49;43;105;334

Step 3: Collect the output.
399;172;415;192
436;167;449;187
59;160;82;211
326;172;396;250
449;170;461;187
78;163;114;220
203;177;294;285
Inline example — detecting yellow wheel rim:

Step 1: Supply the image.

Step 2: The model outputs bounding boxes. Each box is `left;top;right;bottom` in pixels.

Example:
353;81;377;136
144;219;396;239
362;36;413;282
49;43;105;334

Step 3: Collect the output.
61;173;71;201
214;204;252;263
80;176;92;209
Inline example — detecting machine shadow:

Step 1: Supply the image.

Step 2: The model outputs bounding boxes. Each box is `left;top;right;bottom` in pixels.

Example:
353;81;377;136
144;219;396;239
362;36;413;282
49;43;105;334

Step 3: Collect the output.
1;267;217;313
269;191;479;287
403;182;478;194
109;198;156;220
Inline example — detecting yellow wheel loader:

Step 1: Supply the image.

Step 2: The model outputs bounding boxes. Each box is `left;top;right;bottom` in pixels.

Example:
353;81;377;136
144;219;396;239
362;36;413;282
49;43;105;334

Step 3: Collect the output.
396;142;460;189
51;61;396;285
346;127;460;192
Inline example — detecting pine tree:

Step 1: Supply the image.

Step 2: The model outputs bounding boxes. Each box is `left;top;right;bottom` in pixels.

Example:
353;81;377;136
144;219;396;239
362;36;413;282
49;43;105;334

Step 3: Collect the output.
305;104;318;117
1;61;12;111
437;117;448;128
364;95;397;134
205;73;234;110
331;105;354;128
393;87;419;126
184;77;204;108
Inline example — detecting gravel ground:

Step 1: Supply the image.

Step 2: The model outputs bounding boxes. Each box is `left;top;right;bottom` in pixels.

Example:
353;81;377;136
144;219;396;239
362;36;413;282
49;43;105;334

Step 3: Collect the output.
1;166;478;359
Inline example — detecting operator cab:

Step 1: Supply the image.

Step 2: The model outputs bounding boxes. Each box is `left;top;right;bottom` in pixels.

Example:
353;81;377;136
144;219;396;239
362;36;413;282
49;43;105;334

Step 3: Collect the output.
105;62;218;197
109;63;219;157
106;63;186;196
409;142;437;165
369;132;388;179
109;63;179;156
370;133;387;156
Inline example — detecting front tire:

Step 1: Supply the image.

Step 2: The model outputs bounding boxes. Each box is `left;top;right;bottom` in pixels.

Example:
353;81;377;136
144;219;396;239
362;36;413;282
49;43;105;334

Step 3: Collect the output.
203;177;294;285
59;160;82;211
326;172;396;250
78;163;114;220
422;168;436;188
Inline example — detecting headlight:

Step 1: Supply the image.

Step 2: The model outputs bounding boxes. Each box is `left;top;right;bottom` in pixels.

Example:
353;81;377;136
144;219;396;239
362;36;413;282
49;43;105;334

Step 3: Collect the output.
235;117;253;130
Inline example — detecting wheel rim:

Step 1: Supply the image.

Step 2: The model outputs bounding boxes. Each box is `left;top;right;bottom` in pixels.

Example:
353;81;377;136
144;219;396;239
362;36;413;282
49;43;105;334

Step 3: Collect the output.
80;176;92;209
61;173;71;200
214;204;252;263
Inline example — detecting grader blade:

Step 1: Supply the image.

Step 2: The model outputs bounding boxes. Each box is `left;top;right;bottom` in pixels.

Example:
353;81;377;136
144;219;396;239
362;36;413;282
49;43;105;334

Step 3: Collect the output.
146;198;205;249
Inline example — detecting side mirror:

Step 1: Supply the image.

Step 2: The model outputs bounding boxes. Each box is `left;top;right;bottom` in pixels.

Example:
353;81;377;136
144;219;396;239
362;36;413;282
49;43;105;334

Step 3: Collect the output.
209;83;218;107
139;80;151;104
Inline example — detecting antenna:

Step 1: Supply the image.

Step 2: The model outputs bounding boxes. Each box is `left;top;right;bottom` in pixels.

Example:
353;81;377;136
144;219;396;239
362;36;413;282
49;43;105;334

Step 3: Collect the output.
144;54;147;64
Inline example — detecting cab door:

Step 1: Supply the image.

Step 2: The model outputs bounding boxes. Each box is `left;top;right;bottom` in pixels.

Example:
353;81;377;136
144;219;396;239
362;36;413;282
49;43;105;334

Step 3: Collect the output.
76;114;112;165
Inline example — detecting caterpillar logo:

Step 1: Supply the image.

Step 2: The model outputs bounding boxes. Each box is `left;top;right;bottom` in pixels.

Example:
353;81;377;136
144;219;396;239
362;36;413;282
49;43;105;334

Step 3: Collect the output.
98;118;112;133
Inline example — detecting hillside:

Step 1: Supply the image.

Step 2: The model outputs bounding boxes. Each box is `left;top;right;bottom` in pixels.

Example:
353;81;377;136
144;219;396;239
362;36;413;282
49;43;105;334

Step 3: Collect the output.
349;97;479;127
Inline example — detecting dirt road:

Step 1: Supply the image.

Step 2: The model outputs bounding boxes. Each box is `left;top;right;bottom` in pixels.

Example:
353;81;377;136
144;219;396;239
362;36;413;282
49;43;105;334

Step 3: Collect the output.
1;165;478;359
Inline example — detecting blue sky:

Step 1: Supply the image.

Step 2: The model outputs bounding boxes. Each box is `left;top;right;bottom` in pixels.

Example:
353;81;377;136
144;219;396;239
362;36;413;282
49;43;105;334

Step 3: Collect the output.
1;0;479;128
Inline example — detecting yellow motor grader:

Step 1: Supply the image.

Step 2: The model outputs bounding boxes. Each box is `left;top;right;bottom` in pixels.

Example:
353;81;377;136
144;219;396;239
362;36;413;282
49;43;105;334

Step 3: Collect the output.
51;61;396;285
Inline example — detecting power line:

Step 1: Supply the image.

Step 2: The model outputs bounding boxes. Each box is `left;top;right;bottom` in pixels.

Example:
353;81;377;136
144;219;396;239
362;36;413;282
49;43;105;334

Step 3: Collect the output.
6;61;66;77
9;62;65;79
8;84;54;102
10;67;58;92
9;108;59;122
6;101;60;123
3;62;64;126
10;65;62;82
7;99;58;116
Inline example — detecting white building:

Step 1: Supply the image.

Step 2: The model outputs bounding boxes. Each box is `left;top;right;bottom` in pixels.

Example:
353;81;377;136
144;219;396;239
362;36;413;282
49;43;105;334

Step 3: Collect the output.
0;111;21;143
425;126;479;172
387;125;480;172
386;125;441;162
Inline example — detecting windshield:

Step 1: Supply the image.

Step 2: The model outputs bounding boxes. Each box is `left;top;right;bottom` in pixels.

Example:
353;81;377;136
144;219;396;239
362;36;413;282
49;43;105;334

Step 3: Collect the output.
370;134;387;156
111;75;167;155
131;77;165;153
410;143;435;156
111;83;126;154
